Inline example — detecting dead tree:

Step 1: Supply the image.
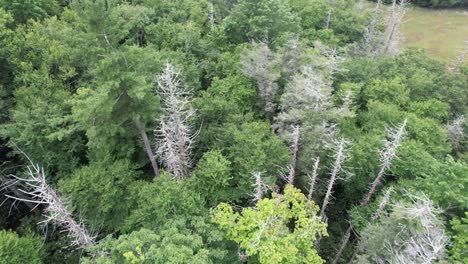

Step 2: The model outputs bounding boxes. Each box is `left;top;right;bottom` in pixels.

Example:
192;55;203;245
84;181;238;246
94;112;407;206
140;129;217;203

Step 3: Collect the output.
307;157;320;200
348;187;394;263
208;1;216;29
4;157;95;249
285;126;300;185
383;0;407;55
449;41;467;73
363;119;407;205
320;138;350;220
324;10;332;30
390;194;448;263
446;115;465;149
333;119;407;263
252;172;267;203
155;63;195;180
240;41;280;118
134;118;159;177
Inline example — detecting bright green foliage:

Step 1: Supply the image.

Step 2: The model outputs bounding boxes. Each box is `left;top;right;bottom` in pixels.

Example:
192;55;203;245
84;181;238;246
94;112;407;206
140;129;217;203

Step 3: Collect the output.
401;157;468;213
59;159;139;233
0;230;42;264
449;212;468;262
0;8;14;123
223;0;300;45
188;150;233;207
212;185;327;263
363;78;410;107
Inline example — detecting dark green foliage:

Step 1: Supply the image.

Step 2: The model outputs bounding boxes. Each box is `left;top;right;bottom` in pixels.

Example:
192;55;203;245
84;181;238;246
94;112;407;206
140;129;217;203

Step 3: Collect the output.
188;150;233;207
59;159;139;233
213;121;290;201
223;0;300;45
0;0;60;24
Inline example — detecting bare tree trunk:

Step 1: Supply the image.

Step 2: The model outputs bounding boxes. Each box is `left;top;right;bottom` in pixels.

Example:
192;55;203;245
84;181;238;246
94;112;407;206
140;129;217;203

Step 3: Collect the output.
383;0;406;55
349;187;393;263
133;118;160;177
286;126;300;185
333;120;406;263
362;119;406;205
324;10;332;30
332;225;353;264
307;157;320;200
320;138;348;220
252;172;266;203
5;156;95;249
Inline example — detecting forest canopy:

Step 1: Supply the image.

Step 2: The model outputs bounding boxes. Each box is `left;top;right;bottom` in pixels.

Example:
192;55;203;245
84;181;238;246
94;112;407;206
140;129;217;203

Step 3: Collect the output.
0;0;467;263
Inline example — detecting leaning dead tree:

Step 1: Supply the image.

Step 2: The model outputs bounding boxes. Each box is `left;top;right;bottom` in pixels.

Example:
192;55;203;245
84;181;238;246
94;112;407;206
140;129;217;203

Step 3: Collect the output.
133;118;160;177
240;41;280;118
307;157;320;200
332;119;407;264
4;157;95;249
348;186;394;263
449;41;467;73
363;119;407;205
383;0;407;55
155;63;195;180
320;138;350;220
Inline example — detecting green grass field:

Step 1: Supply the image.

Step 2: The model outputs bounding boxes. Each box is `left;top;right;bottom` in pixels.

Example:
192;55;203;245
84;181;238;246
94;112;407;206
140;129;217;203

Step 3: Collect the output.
400;7;467;62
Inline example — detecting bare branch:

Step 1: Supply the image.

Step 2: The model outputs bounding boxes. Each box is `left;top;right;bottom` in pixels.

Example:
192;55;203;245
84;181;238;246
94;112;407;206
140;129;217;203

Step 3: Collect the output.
155;63;195;180
240;41;280;117
4;159;95;249
446;115;465;149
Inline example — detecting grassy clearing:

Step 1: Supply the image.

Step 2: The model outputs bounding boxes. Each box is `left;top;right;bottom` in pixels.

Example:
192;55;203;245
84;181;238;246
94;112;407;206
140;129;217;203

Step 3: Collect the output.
400;6;468;62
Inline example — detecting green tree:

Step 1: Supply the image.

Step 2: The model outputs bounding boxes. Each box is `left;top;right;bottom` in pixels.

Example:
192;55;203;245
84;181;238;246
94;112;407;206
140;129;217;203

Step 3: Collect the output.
59;159;139;233
212;185;327;263
0;230;43;264
449;212;468;262
188;150;233;207
213;121;290;201
223;0;300;45
0;0;60;24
